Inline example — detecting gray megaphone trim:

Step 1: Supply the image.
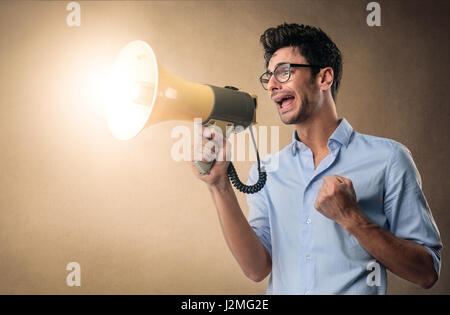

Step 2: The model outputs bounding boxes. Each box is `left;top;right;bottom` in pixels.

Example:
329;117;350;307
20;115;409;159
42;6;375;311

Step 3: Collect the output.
202;85;256;129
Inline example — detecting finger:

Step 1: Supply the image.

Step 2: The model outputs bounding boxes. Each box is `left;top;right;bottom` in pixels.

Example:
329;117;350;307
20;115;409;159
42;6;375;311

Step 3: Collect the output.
314;199;319;210
203;140;219;162
325;175;345;185
202;126;213;139
203;125;225;141
334;174;345;181
322;175;340;185
335;175;351;186
321;177;333;191
216;137;231;162
192;137;215;162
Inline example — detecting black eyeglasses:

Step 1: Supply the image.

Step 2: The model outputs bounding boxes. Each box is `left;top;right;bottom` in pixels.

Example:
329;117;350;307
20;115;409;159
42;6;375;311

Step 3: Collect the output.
259;63;324;90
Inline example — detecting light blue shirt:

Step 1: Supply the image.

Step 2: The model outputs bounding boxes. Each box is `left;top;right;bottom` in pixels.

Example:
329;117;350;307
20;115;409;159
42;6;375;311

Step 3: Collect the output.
247;118;442;295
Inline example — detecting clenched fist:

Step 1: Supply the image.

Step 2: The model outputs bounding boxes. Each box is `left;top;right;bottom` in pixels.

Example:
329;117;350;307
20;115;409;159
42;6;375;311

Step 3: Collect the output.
190;126;231;188
314;175;361;228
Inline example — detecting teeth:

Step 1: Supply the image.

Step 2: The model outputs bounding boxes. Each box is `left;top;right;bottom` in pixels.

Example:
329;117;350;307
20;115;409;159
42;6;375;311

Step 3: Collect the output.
279;96;294;109
275;95;294;107
277;96;294;104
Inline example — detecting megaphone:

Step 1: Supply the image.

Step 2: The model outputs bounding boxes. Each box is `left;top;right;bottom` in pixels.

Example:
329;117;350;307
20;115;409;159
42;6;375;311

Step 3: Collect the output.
106;40;266;193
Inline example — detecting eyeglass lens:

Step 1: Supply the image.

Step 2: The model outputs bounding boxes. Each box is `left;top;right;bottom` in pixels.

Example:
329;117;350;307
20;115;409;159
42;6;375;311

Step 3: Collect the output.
260;63;290;89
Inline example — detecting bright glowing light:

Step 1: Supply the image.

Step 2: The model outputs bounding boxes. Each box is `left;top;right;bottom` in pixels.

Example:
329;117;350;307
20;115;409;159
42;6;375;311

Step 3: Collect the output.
83;65;111;117
105;41;158;140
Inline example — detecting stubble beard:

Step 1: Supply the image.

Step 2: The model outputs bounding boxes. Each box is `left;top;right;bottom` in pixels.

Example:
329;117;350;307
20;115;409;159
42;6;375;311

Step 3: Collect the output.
279;95;312;125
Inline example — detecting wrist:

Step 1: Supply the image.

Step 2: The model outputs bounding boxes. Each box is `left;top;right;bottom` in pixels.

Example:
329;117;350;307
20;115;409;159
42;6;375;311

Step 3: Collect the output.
338;207;371;233
207;175;231;193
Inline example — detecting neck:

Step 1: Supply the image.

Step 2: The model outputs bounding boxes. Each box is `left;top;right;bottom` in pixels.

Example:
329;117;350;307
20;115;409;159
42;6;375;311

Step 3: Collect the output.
294;99;339;154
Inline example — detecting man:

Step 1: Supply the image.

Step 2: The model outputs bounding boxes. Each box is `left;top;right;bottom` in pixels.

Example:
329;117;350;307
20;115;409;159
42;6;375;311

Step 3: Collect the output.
191;23;442;294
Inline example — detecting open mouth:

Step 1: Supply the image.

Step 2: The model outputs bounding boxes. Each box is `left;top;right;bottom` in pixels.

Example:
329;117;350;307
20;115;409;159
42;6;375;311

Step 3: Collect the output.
276;95;296;113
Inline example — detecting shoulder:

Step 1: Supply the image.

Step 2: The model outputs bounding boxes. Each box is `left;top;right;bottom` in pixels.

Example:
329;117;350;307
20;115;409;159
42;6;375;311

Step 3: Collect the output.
351;132;420;183
351;131;408;154
350;131;416;164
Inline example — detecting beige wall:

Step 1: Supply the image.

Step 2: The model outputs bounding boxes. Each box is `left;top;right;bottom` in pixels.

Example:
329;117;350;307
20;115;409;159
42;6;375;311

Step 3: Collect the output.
0;0;448;294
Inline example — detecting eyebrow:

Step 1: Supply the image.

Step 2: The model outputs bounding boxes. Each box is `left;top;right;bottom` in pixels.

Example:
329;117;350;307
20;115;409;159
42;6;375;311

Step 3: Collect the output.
267;62;289;72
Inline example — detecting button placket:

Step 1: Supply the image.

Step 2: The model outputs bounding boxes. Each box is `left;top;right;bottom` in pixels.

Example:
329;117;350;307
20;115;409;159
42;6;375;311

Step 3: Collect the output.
301;186;315;296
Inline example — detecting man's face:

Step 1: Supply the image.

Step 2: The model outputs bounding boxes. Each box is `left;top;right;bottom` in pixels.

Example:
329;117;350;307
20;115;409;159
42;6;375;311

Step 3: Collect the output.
267;46;319;125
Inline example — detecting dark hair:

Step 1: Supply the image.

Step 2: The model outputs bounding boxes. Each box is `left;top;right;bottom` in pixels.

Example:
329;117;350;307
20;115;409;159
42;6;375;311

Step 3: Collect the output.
260;23;342;101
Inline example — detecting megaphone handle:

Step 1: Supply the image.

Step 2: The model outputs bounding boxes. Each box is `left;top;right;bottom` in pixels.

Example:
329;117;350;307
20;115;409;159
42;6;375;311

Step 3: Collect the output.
194;120;228;176
194;160;215;176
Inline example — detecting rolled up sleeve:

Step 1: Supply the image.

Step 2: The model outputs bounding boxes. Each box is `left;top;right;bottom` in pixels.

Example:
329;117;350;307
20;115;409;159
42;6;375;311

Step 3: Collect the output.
246;163;272;257
384;143;442;275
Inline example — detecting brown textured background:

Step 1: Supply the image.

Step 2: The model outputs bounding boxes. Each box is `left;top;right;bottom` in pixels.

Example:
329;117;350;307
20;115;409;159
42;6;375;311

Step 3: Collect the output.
0;0;448;294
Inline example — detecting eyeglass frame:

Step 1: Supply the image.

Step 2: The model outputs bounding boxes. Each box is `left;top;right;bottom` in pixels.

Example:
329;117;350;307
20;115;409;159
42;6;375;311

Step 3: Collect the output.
259;63;325;90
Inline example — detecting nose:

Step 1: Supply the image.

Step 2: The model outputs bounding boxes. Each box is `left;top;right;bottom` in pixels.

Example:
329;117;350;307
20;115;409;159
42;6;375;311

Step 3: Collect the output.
267;73;282;92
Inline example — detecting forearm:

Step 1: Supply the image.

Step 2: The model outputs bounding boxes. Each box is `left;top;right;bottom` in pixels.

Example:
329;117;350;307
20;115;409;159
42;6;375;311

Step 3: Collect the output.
208;178;272;282
341;210;437;289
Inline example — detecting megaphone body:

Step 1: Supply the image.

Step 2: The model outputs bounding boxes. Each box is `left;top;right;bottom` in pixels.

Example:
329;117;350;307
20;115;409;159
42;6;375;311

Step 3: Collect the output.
106;40;257;175
105;41;258;137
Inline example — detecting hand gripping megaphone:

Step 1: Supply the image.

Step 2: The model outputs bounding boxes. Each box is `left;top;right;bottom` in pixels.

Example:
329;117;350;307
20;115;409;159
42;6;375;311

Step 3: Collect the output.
105;40;266;194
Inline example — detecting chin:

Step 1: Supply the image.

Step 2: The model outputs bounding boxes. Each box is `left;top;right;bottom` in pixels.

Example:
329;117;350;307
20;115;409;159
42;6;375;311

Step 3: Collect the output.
280;113;298;125
279;108;303;125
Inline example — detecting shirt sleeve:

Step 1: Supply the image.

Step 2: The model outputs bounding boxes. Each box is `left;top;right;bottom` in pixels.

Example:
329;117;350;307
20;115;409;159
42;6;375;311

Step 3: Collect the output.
246;162;272;257
384;142;442;275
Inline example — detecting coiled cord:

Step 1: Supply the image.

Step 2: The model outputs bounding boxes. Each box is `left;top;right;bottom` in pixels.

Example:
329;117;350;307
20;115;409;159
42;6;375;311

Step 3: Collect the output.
227;125;267;194
227;162;267;194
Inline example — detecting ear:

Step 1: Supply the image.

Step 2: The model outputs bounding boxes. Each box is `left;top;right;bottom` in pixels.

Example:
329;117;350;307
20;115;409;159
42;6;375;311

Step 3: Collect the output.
318;67;334;92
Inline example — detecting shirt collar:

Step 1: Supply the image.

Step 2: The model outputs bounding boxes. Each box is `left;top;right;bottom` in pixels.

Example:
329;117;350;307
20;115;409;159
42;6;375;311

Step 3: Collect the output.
329;118;353;147
291;118;354;155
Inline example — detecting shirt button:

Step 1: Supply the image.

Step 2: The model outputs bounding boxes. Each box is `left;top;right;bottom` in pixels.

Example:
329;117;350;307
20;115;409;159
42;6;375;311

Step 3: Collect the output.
306;218;311;224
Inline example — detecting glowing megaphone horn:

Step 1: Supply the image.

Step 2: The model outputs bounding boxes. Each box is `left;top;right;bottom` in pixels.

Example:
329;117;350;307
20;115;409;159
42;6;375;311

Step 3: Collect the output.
106;40;266;193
